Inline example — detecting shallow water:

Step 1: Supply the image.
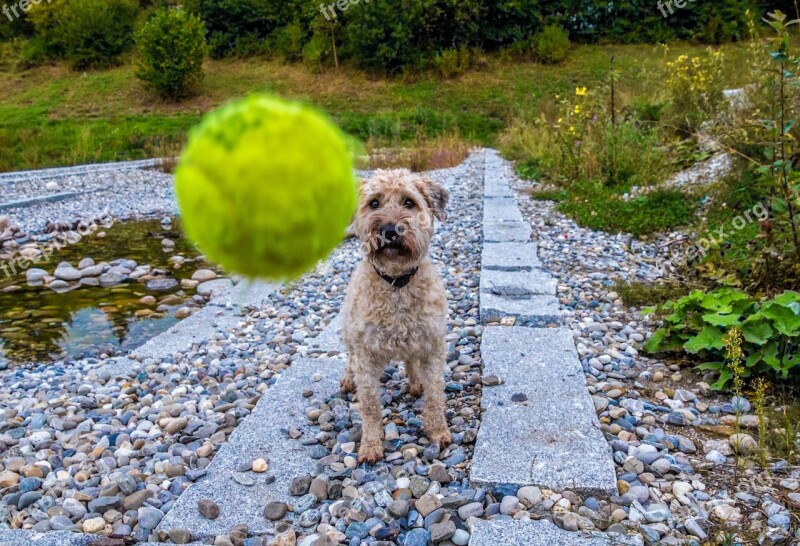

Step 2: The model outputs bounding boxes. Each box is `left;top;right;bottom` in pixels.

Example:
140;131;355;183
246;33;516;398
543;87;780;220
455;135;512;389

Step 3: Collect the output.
0;218;214;365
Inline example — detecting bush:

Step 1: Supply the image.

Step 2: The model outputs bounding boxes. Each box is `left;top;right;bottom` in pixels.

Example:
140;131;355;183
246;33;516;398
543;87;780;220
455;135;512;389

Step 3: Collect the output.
600;122;667;189
185;0;317;59
136;7;207;100
59;0;139;69
645;289;800;388
435;47;473;79
27;0;69;58
532;25;570;65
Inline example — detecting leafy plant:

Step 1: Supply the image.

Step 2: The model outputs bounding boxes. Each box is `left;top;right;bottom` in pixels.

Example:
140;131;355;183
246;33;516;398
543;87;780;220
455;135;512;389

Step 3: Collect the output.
135;7;207;100
532;25;570;65
645;288;800;388
27;0;139;68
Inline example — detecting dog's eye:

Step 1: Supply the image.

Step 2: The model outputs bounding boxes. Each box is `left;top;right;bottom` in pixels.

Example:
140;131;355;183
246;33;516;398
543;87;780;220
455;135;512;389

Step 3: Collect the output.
404;199;415;209
369;199;380;209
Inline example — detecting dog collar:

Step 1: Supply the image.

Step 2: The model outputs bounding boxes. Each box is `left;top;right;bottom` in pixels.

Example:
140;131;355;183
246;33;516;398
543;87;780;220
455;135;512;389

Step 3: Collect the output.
374;266;419;289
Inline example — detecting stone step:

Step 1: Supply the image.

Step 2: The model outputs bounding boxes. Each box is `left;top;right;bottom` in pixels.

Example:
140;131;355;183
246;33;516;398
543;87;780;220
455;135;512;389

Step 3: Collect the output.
483;197;524;223
469;519;643;546
470;327;618;496
483;220;531;243
156;358;345;540
479;268;563;326
481;242;541;272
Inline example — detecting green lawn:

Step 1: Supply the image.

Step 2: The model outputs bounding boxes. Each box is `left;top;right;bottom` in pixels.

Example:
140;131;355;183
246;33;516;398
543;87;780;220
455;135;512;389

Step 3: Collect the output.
0;42;755;172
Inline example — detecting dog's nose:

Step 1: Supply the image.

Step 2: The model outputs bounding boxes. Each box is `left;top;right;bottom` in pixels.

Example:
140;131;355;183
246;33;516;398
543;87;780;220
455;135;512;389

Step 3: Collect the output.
380;224;399;241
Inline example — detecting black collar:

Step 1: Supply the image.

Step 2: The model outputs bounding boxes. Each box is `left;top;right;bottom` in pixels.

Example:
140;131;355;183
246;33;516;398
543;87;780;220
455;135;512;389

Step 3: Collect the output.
374;266;419;289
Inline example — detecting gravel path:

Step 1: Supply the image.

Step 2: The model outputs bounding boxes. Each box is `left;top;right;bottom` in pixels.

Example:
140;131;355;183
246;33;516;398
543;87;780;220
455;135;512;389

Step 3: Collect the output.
0;154;482;543
509;158;800;545
0;151;797;546
0;168;177;235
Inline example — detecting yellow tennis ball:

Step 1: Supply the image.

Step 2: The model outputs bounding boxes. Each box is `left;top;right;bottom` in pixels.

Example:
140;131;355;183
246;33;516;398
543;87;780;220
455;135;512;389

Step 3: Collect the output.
175;95;358;280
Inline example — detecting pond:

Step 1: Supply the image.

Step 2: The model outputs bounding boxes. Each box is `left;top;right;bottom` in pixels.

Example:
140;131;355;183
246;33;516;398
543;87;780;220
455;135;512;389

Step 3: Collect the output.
0;217;217;365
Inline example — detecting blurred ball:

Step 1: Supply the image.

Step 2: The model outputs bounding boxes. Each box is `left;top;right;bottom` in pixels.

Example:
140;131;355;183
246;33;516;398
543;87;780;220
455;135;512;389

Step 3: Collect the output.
175;94;358;279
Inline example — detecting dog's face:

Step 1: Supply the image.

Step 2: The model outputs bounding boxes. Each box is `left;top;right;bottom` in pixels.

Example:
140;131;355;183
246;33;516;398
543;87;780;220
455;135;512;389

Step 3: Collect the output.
354;169;449;275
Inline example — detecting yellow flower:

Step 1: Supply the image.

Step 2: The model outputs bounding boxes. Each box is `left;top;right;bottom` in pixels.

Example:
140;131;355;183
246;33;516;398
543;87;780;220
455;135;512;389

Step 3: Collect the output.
575;87;588;97
574;104;581;114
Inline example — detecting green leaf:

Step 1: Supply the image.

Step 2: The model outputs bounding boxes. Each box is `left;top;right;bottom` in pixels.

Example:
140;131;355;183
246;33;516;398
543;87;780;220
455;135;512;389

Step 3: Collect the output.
710;369;734;390
742;320;773;345
784;120;797;135
683;327;725;354
761;303;800;336
772;291;800;306
643;329;667;352
702;313;741;327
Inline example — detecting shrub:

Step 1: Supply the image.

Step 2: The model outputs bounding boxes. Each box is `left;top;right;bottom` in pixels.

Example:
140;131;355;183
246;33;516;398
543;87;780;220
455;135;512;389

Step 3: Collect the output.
645;289;800;388
435;47;473;79
600;122;667;189
274;21;305;61
185;0;317;59
136;7;207;100
663;48;726;134
58;0;139;69
27;0;69;58
532;25;570;65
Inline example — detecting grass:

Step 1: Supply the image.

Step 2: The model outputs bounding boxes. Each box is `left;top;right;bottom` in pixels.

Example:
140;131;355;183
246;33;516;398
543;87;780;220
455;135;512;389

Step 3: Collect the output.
527;179;697;236
0;40;757;172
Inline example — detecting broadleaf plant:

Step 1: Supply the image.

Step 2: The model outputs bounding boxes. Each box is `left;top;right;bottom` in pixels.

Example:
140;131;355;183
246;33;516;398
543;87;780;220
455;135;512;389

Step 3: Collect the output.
645;289;800;388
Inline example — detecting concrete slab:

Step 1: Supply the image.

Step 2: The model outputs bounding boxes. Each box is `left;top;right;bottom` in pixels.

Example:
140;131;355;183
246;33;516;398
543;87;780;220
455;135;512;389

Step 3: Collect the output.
480;268;558;297
156;358;346;540
308;313;346;354
481;242;540;271
470;327;617;495
480;292;564;326
209;279;280;308
130;305;243;360
469;519;643;546
483;221;532;243
483;184;515;198
483;201;524;223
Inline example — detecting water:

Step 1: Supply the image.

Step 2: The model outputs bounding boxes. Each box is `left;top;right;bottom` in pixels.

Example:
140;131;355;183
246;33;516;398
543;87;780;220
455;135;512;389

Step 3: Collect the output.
0;218;216;365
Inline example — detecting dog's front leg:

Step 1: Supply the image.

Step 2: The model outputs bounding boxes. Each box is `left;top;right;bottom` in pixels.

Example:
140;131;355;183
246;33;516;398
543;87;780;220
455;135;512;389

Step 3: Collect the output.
420;356;452;448
353;355;385;464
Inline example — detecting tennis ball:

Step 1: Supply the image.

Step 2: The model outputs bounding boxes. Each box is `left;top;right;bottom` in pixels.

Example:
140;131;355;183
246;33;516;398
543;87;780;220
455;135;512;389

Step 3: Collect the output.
175;94;358;280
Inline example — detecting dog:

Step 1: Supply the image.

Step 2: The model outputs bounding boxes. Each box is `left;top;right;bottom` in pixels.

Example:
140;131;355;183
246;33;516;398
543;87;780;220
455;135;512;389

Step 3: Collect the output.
340;168;451;464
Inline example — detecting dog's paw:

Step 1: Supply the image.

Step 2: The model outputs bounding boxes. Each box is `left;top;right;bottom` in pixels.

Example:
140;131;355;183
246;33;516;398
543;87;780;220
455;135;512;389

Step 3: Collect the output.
357;442;384;464
340;376;356;394
408;381;424;399
428;430;452;448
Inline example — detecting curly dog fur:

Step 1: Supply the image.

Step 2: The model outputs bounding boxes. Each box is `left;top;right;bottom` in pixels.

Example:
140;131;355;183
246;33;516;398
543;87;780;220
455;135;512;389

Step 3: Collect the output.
341;168;452;464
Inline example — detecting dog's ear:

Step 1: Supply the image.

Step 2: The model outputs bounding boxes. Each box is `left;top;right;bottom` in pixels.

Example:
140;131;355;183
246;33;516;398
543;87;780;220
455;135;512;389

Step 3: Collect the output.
419;177;449;222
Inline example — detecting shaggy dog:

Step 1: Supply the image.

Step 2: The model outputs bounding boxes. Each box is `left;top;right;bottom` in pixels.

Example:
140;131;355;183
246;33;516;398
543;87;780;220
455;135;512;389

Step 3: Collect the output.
341;169;451;463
